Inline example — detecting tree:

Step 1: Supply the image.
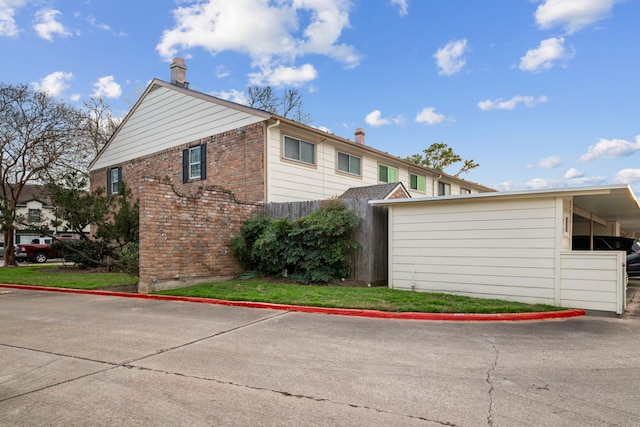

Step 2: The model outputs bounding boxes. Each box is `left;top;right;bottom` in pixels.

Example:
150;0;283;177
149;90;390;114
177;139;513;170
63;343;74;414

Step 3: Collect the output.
245;86;312;124
81;96;120;159
406;142;479;177
0;83;87;265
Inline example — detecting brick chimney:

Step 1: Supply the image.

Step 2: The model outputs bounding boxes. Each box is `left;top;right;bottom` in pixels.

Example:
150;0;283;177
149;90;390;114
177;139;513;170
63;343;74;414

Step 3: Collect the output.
170;57;189;88
354;128;365;145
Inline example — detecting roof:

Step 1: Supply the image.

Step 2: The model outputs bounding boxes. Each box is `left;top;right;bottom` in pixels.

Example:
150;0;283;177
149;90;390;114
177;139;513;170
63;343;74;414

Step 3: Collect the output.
89;78;494;193
370;184;640;235
2;184;51;205
339;183;410;200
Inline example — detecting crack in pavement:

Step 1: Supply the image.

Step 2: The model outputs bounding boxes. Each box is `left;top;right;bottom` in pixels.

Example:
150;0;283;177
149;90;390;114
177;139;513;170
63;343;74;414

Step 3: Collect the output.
0;311;288;403
485;338;499;426
120;364;458;426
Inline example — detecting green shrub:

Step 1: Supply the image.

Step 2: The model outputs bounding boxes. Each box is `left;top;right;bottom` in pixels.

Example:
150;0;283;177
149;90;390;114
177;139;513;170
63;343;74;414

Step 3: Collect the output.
52;239;114;269
231;202;360;283
115;242;139;276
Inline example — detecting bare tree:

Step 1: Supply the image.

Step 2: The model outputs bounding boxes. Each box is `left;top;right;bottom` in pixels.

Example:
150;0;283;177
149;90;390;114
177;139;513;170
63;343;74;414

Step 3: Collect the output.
0;83;86;265
82;96;119;159
245;86;312;124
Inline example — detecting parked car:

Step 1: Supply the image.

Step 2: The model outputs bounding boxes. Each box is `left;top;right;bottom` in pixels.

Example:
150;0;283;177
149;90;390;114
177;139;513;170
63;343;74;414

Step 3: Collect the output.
572;235;638;254
627;253;640;278
15;242;60;263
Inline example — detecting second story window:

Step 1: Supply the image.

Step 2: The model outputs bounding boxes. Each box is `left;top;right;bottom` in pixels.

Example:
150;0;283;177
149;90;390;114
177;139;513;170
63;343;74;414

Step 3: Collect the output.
283;135;315;165
28;209;41;223
461;188;471;195
107;167;121;195
337;152;361;176
410;173;426;192
438;182;451;196
182;144;207;183
378;164;398;183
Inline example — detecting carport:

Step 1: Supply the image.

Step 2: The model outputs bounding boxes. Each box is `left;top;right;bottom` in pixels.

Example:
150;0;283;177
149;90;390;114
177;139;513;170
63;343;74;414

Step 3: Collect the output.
371;185;640;314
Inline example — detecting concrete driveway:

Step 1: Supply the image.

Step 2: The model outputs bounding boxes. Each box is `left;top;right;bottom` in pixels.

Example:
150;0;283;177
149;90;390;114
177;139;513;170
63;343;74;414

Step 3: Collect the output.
1;288;639;426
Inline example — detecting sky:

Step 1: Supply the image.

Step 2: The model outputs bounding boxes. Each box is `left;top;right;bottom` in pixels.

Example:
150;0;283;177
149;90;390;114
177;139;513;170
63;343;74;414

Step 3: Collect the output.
2;0;640;194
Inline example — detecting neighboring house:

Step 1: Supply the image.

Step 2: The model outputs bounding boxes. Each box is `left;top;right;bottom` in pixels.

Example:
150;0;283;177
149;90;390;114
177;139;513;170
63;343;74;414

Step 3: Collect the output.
1;185;82;245
88;58;492;203
371;185;640;314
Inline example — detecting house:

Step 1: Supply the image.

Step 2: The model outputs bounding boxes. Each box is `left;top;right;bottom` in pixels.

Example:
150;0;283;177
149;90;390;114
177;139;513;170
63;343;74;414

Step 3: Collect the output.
371;185;640;314
1;185;81;246
88;58;492;292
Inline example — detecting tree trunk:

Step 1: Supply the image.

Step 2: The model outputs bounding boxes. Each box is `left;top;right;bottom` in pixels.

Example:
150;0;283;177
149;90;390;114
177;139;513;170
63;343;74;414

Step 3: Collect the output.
4;229;17;266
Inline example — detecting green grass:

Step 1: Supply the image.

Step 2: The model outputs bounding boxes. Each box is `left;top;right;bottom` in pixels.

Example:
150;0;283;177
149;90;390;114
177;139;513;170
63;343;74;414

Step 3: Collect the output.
154;280;566;314
0;265;566;313
0;264;137;290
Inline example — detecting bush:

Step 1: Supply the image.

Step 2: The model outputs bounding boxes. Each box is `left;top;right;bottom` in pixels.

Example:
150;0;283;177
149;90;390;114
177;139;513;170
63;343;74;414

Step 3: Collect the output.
52;239;114;269
115;242;139;276
231;202;360;283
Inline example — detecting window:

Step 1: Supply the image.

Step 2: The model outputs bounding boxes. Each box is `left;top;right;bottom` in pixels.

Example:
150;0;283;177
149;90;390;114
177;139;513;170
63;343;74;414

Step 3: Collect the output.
337;152;361;176
107;167;121;195
410;173;426;192
378;164;398;183
283;135;315;165
460;188;471;195
182;144;207;183
28;209;41;223
438;182;451;196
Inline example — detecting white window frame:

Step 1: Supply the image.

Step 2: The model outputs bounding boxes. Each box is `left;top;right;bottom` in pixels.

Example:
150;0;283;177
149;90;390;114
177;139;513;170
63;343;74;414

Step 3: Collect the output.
378;164;399;183
438;182;451;196
410;173;426;192
189;146;201;179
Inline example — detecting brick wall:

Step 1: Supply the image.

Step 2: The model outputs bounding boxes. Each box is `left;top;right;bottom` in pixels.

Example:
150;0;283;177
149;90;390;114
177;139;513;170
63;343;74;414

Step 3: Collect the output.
90;122;266;203
138;177;262;293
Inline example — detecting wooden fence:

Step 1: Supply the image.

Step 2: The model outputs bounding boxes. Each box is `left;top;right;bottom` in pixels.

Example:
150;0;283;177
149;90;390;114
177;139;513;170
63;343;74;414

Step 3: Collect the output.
264;199;388;286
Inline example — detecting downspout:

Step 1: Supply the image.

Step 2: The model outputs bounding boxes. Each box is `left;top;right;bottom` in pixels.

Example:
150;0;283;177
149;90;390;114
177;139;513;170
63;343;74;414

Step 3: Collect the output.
265;120;280;203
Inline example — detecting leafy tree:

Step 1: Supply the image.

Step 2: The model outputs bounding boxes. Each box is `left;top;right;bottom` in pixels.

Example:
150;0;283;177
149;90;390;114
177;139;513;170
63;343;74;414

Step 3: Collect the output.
245;86;312;124
406;142;479;177
0;83;87;265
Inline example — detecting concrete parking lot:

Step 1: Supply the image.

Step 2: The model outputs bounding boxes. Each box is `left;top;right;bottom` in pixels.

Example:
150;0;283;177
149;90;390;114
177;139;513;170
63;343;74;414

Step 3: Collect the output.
1;286;640;426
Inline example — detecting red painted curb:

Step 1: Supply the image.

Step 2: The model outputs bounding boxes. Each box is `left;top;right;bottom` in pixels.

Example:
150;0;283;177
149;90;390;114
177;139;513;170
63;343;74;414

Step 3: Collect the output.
0;284;587;322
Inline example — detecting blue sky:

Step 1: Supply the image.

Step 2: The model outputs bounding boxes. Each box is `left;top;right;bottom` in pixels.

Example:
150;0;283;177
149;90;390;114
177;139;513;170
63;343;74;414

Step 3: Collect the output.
2;0;640;193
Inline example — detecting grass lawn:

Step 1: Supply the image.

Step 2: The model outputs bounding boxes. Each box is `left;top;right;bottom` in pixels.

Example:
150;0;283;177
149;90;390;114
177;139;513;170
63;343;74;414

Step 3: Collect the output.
0;264;566;313
154;280;566;314
0;264;137;290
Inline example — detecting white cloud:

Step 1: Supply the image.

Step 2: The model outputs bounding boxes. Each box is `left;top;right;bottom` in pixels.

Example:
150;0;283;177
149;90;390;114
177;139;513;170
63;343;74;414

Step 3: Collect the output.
0;0;27;36
528;155;562;169
415;107;446;125
248;63;318;87
478;95;548;111
579;135;640;162
535;0;619;34
31;71;73;96
433;39;468;76
519;37;572;73
564;168;584;179
391;0;409;16
212;89;248;105
215;65;230;79
34;8;70;41
613;169;640;185
365;110;391;127
156;0;360;87
92;76;122;99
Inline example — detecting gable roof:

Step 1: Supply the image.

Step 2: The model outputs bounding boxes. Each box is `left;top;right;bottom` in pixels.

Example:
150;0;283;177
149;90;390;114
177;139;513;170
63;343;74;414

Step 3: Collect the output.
89;78;494;193
339;182;410;200
2;184;52;206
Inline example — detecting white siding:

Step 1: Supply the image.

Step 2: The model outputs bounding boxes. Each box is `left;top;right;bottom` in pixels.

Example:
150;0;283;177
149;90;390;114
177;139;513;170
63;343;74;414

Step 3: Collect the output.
91;86;264;171
265;125;480;202
388;197;560;305
560;251;625;313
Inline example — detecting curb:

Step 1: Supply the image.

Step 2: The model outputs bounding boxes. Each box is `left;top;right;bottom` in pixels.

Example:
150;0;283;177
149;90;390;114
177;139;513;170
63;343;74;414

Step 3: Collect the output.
0;284;587;322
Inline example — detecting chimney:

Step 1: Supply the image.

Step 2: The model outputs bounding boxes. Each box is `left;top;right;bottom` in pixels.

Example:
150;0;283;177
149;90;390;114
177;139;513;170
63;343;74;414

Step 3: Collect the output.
170;57;189;88
354;128;365;145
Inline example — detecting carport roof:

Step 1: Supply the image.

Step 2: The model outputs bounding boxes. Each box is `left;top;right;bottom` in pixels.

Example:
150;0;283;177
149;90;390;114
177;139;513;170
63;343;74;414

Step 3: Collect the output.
370;184;640;235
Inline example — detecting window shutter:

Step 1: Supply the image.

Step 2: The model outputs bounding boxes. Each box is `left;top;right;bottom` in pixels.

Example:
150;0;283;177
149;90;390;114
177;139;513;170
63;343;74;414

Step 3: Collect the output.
200;143;207;180
106;169;111;195
182;149;189;183
116;167;122;193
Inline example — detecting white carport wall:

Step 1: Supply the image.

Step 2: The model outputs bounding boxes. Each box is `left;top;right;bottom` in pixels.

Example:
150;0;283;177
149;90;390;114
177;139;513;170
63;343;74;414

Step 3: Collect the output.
371;185;640;314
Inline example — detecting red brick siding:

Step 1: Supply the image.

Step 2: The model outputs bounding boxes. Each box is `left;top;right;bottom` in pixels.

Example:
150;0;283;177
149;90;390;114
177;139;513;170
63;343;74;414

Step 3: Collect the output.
90;122;266;203
138;177;262;293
